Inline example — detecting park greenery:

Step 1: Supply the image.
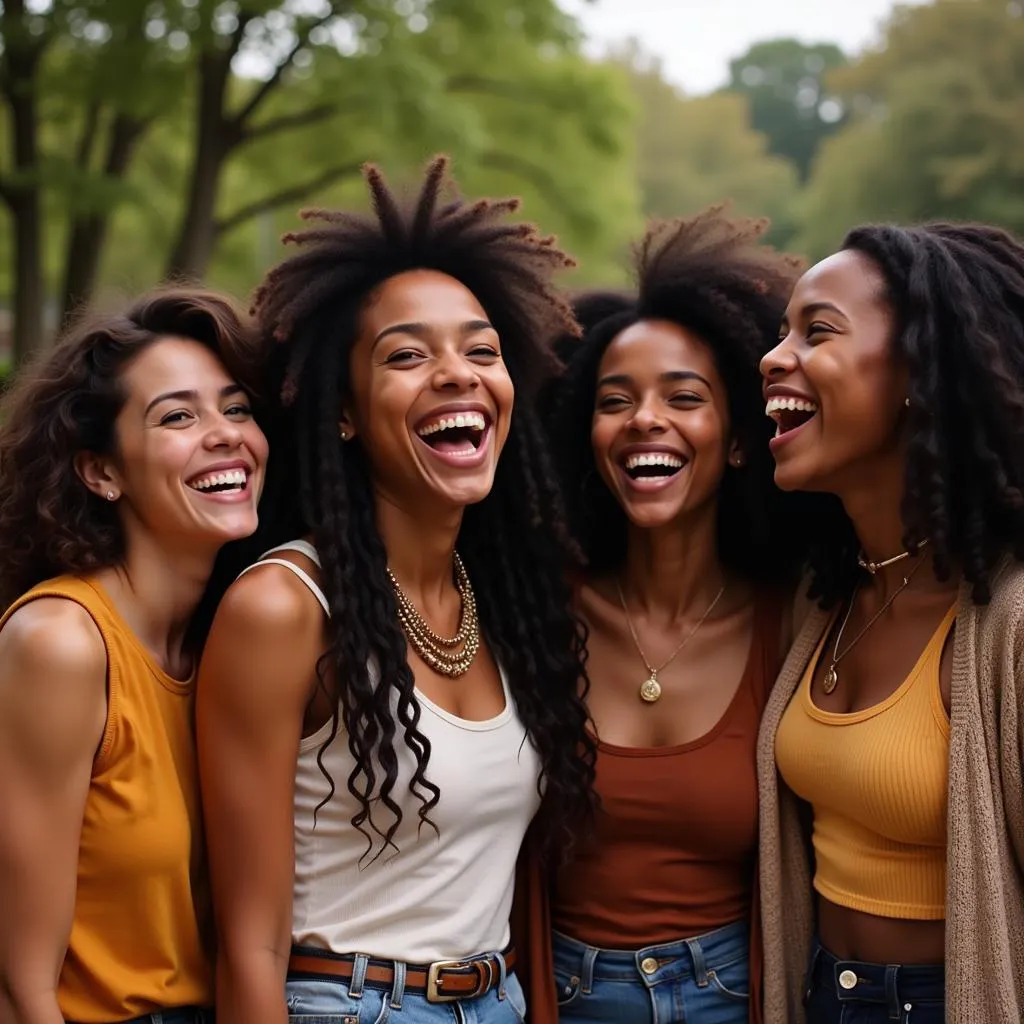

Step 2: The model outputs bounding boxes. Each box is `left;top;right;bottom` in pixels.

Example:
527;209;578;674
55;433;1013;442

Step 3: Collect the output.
1;0;1021;364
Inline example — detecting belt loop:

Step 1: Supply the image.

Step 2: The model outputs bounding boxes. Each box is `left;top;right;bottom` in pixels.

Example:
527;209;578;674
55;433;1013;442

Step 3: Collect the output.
803;943;822;1004
349;953;368;999
581;945;599;996
885;965;900;1020
494;949;509;1000
685;937;710;988
390;960;407;1009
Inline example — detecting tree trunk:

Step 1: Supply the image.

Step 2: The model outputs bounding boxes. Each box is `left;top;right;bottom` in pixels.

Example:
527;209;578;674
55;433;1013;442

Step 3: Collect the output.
164;52;236;281
60;114;149;323
2;0;47;363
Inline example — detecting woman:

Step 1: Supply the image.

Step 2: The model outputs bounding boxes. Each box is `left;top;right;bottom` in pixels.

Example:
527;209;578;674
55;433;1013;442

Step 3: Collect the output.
758;222;1024;1023
196;157;595;1024
527;210;807;1024
0;289;268;1024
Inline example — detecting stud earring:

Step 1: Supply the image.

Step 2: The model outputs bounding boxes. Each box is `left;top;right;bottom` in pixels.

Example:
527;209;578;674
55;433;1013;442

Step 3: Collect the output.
339;427;348;441
106;490;116;501
905;397;911;407
730;453;745;468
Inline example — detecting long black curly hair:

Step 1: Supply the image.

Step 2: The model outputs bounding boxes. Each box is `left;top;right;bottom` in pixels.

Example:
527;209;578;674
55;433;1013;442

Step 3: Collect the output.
248;156;593;858
544;207;809;583
801;221;1024;607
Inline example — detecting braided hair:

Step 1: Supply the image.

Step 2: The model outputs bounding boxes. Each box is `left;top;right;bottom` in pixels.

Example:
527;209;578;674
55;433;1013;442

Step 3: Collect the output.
544;207;808;582
803;221;1024;606
250;156;593;858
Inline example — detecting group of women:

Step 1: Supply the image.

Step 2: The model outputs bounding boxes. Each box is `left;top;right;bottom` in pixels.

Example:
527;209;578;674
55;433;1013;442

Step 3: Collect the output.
0;156;1022;1024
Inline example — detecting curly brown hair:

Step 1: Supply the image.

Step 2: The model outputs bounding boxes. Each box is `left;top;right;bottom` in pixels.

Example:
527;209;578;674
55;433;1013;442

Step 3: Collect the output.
0;287;259;610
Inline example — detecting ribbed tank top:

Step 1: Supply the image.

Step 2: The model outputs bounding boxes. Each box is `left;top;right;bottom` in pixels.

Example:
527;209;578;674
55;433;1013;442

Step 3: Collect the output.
774;604;955;920
551;594;782;947
239;542;542;963
0;576;213;1022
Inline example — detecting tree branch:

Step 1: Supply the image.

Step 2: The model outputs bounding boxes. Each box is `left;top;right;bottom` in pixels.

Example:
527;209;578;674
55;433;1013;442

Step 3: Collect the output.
214;161;362;236
242;102;336;143
446;73;550;107
233;8;340;129
477;150;568;208
74;101;102;170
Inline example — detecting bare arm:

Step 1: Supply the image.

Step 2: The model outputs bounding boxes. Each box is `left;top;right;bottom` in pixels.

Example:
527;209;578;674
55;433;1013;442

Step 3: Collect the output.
197;567;324;1024
0;601;107;1024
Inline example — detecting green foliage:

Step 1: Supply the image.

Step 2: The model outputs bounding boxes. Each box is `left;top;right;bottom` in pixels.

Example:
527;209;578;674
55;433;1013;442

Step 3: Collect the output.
726;38;848;181
796;0;1024;259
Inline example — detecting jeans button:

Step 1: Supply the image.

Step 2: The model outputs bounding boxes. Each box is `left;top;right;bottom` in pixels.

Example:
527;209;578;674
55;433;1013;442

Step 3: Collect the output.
839;969;858;990
640;957;659;975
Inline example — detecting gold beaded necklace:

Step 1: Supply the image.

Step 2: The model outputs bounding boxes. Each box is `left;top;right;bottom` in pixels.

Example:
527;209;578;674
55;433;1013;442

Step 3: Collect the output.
387;553;480;678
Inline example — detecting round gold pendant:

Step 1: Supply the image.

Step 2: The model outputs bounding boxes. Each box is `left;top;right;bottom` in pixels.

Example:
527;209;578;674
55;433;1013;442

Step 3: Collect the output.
639;676;662;703
823;666;838;695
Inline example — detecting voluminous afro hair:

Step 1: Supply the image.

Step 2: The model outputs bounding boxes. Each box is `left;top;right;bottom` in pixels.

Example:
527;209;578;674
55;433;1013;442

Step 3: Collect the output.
248;156;594;857
544;206;809;582
805;221;1024;606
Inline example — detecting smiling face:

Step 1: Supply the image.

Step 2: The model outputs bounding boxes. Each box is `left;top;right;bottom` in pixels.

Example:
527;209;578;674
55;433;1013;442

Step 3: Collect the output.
78;336;268;551
760;249;907;494
343;268;514;511
591;319;735;531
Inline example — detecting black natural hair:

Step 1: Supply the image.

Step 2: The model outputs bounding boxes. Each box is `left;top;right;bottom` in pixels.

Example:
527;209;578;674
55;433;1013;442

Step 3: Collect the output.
544;207;807;583
803;221;1024;606
250;155;594;858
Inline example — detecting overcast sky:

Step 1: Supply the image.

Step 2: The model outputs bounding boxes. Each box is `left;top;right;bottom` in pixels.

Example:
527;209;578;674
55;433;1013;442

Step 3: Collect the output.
560;0;917;94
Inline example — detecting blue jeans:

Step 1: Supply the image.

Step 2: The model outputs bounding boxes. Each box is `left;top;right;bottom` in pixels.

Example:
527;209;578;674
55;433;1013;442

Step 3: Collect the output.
552;919;749;1024
285;961;526;1023
804;939;944;1023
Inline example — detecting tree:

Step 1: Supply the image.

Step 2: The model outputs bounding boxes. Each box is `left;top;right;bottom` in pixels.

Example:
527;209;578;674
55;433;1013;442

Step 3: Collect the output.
726;38;848;181
617;44;799;247
794;0;1024;259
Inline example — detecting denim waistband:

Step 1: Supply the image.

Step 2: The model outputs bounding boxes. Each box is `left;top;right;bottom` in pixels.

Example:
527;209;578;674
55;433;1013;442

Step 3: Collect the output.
552;918;747;987
68;1007;214;1024
807;939;944;1011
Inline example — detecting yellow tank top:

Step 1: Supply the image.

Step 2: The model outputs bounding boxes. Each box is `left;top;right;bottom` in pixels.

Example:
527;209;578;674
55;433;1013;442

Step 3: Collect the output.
0;576;213;1021
774;604;955;921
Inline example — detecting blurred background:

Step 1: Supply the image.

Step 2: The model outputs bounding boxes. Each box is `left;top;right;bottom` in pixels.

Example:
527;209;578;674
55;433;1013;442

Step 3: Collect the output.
0;0;1020;367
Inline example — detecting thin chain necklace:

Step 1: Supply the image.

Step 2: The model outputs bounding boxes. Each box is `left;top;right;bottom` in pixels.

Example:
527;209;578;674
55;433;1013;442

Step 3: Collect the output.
615;579;727;703
857;538;929;576
388;553;480;678
823;550;928;695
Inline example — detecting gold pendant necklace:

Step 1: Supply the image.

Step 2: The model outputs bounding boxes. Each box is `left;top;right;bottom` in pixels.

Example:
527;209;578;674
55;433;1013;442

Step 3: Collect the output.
615;579;726;703
823;550;928;694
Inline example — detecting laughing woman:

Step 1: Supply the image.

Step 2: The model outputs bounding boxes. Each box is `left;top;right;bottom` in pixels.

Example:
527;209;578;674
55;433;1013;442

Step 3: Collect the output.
0;290;267;1024
758;223;1024;1024
196;158;594;1024
529;210;806;1024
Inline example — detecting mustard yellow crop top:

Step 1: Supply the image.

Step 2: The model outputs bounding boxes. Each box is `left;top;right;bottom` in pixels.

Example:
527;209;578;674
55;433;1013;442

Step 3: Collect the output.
774;604;955;921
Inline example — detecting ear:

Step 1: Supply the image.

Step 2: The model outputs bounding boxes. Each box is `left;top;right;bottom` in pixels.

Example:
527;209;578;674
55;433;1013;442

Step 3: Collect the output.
74;451;122;502
727;437;745;469
338;409;357;442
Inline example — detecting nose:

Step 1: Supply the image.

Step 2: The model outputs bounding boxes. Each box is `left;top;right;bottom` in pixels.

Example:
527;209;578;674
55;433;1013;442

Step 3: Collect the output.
203;411;247;450
627;393;666;433
432;347;480;391
760;334;798;380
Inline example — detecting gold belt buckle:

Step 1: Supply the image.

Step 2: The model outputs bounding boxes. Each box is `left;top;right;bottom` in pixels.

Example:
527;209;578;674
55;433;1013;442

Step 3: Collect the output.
426;959;470;1003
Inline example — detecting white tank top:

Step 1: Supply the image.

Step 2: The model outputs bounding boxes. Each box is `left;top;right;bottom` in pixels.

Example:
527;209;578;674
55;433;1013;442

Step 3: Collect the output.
238;541;542;962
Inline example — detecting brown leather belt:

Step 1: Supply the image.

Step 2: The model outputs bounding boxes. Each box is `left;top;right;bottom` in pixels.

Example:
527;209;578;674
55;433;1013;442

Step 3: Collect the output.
287;945;517;1004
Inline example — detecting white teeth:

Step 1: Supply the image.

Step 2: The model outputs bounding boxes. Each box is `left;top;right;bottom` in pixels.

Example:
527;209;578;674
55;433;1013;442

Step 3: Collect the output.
189;469;247;491
417;411;487;436
624;452;685;471
765;396;819;417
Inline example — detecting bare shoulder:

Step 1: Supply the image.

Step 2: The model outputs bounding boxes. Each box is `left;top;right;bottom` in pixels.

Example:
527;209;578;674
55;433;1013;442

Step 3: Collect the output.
0;597;106;683
211;558;326;641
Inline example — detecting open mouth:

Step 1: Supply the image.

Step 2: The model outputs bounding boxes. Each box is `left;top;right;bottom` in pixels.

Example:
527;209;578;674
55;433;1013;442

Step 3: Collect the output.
623;452;686;481
766;396;818;439
186;468;249;494
415;411;489;459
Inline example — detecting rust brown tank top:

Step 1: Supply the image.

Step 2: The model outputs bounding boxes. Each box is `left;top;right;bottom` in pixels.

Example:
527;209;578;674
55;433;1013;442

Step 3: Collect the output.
552;593;783;948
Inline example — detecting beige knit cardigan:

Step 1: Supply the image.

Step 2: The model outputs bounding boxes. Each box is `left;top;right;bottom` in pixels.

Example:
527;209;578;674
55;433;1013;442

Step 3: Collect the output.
756;559;1024;1024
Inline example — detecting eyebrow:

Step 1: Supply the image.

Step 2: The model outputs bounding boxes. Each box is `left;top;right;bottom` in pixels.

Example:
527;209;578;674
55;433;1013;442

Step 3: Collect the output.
144;383;245;417
597;369;712;389
800;301;846;319
371;319;494;349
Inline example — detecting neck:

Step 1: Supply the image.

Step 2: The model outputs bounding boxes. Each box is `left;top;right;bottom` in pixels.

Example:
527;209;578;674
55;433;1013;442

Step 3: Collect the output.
620;504;725;619
376;491;463;601
96;529;215;672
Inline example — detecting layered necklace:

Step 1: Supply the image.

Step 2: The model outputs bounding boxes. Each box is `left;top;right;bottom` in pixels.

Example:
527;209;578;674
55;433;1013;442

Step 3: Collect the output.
387;553;480;678
616;579;727;703
822;539;930;694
